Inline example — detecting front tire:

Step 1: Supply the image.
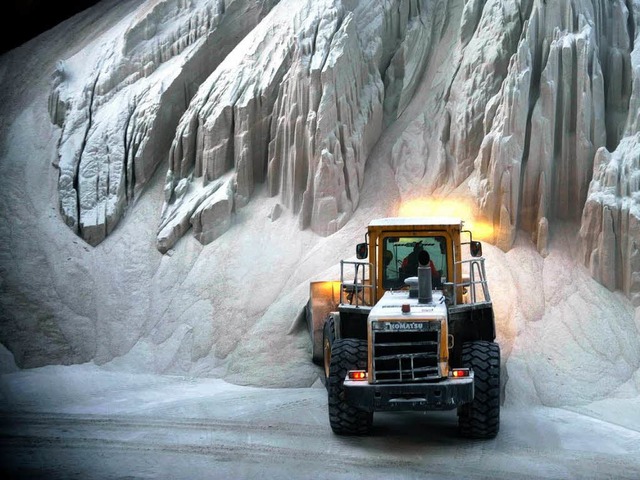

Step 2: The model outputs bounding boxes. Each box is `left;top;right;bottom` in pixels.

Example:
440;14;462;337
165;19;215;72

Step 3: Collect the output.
458;340;501;439
328;339;372;435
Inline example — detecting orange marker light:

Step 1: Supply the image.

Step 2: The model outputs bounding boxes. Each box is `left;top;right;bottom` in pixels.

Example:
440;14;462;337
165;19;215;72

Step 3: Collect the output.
450;369;470;378
348;370;368;381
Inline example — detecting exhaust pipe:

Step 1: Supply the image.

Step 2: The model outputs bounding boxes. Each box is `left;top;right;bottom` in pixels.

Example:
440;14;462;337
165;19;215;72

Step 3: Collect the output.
418;266;433;304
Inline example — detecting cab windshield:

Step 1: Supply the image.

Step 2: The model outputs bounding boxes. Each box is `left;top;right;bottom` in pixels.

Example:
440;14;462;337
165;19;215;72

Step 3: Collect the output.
382;236;448;290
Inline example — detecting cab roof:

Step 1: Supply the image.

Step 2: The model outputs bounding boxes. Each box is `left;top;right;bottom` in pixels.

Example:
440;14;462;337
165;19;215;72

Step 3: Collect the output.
368;217;463;228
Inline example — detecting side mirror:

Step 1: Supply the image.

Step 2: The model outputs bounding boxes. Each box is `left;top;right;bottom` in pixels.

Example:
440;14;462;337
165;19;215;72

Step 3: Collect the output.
356;243;368;259
470;241;483;257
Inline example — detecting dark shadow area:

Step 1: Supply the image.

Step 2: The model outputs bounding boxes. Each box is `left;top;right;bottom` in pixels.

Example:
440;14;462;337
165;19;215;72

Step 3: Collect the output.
370;410;465;442
1;1;101;55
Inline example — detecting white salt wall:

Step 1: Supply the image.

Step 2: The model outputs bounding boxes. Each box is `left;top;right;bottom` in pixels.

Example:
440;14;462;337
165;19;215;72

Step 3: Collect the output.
47;0;640;305
462;0;640;305
579;1;640;306
580;138;640;306
485;231;639;408
50;0;279;246
160;0;438;251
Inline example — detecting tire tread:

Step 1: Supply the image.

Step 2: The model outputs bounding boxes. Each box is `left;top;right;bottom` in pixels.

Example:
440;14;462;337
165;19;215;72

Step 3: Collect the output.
458;340;501;439
328;339;372;435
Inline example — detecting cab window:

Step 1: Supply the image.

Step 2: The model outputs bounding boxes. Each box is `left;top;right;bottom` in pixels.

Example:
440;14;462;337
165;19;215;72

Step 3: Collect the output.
382;236;448;289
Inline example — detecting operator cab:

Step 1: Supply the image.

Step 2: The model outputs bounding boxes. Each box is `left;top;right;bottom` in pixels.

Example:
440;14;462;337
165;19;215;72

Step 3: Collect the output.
382;235;448;290
353;216;486;305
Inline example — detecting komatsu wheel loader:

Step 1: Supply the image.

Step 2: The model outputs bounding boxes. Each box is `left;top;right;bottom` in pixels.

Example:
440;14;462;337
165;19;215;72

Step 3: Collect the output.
306;217;500;438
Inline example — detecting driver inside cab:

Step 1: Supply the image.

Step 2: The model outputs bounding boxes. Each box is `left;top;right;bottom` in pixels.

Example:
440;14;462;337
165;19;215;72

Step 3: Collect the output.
401;243;441;286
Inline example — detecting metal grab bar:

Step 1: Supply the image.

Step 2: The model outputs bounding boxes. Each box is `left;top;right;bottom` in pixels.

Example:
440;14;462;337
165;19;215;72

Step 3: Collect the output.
340;260;374;306
452;257;491;305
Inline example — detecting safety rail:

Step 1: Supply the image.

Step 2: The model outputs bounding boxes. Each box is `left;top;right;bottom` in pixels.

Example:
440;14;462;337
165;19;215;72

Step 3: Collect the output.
340;260;374;307
451;257;491;306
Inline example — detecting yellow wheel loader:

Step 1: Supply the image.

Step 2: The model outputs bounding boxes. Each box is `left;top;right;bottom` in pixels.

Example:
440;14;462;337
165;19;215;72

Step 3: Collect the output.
307;217;500;438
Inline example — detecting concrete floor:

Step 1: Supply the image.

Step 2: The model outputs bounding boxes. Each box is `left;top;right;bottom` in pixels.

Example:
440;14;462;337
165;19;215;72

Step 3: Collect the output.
1;364;639;480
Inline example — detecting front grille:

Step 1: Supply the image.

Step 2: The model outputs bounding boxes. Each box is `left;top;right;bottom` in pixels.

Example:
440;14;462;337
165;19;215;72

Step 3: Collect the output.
372;324;440;383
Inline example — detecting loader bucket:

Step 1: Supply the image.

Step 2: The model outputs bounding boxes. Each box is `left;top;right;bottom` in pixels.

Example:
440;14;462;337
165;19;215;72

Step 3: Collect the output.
307;281;341;365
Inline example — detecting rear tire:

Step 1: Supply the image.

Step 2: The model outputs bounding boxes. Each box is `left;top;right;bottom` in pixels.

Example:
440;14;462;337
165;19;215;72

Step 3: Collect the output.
458;340;500;439
328;339;372;435
322;316;336;390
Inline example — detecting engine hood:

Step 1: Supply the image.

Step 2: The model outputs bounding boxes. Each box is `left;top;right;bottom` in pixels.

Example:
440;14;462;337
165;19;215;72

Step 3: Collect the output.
368;290;447;323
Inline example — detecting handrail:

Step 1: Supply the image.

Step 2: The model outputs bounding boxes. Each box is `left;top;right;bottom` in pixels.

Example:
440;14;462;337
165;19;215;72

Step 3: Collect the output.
451;257;491;305
340;260;374;307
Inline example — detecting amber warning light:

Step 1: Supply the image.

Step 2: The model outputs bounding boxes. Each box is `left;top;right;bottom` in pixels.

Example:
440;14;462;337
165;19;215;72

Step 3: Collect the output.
450;368;471;378
348;370;368;381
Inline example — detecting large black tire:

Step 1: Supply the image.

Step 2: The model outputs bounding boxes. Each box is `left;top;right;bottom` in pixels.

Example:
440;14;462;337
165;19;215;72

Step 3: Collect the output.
458;340;501;439
322;316;336;390
328;339;373;435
